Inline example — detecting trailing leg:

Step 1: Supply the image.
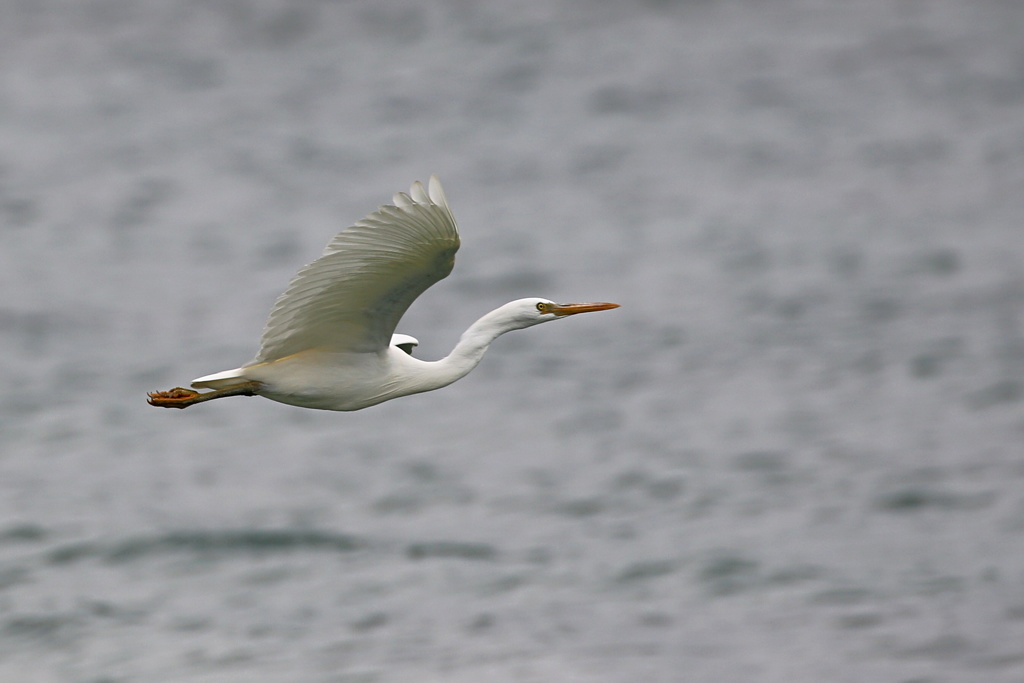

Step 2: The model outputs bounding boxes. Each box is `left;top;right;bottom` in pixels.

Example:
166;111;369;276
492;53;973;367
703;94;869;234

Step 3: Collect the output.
147;381;261;409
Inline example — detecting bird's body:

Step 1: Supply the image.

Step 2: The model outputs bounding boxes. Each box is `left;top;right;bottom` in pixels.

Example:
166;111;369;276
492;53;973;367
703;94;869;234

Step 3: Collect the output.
202;346;427;412
148;177;618;411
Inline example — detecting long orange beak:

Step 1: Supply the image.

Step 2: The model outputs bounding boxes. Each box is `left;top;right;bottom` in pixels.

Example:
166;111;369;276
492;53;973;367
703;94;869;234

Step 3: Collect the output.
548;302;620;316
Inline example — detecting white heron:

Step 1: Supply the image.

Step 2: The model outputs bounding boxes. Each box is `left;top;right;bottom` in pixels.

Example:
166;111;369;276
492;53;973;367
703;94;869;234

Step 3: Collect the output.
148;176;618;411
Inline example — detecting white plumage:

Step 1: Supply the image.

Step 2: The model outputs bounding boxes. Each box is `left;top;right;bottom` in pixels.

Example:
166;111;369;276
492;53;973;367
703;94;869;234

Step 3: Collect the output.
148;177;618;411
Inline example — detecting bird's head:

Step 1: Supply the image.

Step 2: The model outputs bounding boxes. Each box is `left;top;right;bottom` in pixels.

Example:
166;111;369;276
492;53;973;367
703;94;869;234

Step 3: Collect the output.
498;297;620;329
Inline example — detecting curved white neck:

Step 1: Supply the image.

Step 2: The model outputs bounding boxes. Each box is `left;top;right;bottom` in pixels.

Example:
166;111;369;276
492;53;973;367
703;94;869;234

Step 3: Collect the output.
439;307;522;381
399;305;534;395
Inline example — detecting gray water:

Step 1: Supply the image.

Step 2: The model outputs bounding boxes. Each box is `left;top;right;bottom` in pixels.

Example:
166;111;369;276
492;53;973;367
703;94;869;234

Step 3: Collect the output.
2;1;1024;681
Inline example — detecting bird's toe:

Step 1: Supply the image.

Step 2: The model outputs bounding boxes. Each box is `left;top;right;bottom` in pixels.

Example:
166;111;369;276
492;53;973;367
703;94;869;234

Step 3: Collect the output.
147;387;200;408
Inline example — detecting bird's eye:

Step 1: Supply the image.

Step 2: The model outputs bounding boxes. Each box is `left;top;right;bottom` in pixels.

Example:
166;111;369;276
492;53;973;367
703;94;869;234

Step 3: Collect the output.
536;302;547;313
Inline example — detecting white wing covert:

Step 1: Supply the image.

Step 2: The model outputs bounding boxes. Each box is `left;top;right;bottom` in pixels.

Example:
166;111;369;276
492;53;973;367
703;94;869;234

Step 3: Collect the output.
249;176;459;364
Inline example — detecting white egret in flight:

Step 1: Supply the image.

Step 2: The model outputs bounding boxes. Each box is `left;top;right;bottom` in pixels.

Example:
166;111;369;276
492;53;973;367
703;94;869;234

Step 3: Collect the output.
148;176;618;411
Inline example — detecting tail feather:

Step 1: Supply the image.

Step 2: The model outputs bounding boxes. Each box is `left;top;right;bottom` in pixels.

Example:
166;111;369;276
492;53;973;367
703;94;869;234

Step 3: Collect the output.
191;368;249;390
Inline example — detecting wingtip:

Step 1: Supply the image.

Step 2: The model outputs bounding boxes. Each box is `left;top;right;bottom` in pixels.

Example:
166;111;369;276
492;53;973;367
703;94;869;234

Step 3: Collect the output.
392;191;414;208
399;176;448;209
408;180;430;205
427;175;448;209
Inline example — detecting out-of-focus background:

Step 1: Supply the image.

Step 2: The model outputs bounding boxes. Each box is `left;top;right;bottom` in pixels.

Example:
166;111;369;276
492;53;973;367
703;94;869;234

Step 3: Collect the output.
2;1;1024;681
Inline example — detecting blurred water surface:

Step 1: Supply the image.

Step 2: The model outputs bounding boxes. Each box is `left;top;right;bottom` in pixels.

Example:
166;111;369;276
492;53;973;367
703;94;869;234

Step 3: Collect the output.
2;0;1024;681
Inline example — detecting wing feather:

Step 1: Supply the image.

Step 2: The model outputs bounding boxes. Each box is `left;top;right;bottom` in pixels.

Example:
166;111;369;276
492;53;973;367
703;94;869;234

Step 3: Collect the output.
250;176;459;363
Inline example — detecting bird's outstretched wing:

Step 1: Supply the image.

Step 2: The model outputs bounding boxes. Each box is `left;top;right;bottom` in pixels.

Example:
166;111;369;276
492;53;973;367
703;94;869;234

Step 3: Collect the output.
249;176;459;363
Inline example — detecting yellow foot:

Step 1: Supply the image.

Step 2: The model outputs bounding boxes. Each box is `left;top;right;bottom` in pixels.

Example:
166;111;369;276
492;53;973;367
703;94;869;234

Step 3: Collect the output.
148;387;201;409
